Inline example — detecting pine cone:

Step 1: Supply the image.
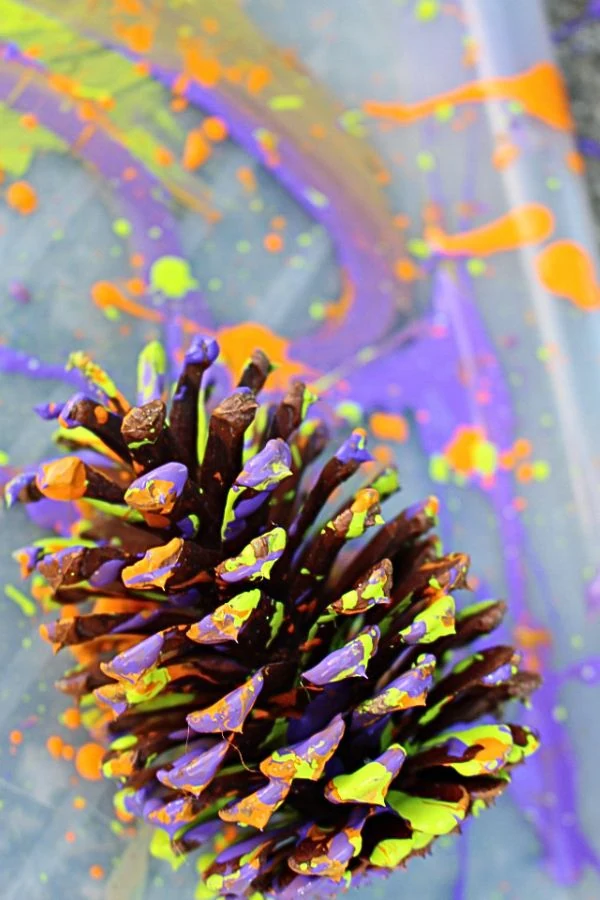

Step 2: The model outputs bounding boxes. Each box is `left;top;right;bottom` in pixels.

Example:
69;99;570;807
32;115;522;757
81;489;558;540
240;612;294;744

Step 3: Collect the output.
7;338;540;899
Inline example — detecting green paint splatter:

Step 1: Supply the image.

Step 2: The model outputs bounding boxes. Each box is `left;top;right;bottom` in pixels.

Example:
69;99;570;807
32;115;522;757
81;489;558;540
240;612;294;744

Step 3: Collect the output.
269;95;305;111
113;218;132;237
150;256;197;298
416;150;436;172
416;0;440;21
4;584;36;618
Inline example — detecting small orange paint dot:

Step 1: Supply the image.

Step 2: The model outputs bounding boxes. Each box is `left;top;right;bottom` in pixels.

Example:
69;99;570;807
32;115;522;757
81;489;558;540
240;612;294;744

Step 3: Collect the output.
171;96;188;112
155;146;174;167
566;149;585;175
62;744;75;761
263;233;283;253
246;64;272;94
73;796;86;810
516;462;534;483
202;17;220;34
126;278;146;296
513;438;532;458
65;831;76;844
6;181;38;215
63;708;81;729
20;113;38;129
46;735;64;758
122;167;138;182
270;215;286;231
89;865;105;881
130;253;144;268
202;116;228;142
9;730;23;746
394;258;420;282
75;742;105;781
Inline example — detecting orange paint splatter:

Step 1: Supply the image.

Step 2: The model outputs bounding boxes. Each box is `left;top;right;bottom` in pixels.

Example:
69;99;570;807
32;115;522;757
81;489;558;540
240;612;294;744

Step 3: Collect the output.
46;735;64;757
20;113;38;129
202;116;228;142
63;707;81;730
364;62;572;131
6;181;38;215
89;865;105;881
180;38;221;87
126;277;146;296
62;744;75;761
246;64;272;95
183;129;212;171
65;831;76;844
492;139;520;170
91;281;163;322
566;149;585;175
9;730;23;746
237;166;256;192
534;240;600;311
155;146;174;167
369;412;409;442
75;742;105;781
122;166;138;181
73;796;87;810
513;621;552;673
372;445;395;466
394;257;421;282
263;232;283;253
202;17;220;35
218;322;311;391
427;203;554;257
115;22;154;55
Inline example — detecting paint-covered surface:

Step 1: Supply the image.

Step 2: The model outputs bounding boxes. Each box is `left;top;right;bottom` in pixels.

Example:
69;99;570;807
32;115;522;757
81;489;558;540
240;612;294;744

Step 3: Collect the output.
0;0;599;898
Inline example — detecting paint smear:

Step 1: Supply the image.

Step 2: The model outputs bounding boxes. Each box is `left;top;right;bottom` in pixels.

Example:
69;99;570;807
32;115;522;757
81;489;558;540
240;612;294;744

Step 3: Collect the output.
364;61;573;132
534;240;600;310
427;203;554;257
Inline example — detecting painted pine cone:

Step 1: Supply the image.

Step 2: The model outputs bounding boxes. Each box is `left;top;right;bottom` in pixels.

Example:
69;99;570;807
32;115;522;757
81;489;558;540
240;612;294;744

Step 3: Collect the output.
7;337;540;899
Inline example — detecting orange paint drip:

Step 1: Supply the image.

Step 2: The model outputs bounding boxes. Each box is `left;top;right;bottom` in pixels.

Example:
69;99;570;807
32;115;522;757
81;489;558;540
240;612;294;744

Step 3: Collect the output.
9;729;23;746
183;129;212;171
6;180;38;215
75;742;105;781
534;240;600;311
363;62;573;132
427;203;554;257
91;281;162;322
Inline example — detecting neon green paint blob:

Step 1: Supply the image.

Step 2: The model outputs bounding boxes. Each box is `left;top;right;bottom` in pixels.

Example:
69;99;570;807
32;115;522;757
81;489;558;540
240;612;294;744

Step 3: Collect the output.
388;790;468;834
370;837;413;867
150;828;187;871
473;438;498;477
416;0;440;21
150;256;198;298
327;760;392;806
113;218;132;237
417;150;436;172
